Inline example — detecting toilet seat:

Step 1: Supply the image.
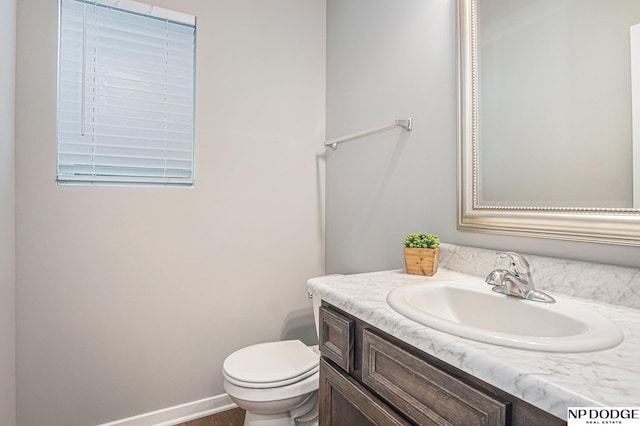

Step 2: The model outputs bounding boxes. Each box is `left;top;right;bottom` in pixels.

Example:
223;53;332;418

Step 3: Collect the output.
224;370;319;403
224;364;319;388
223;340;319;389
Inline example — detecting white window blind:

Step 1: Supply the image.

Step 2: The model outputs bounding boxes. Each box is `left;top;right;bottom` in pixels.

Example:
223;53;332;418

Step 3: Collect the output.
57;0;196;186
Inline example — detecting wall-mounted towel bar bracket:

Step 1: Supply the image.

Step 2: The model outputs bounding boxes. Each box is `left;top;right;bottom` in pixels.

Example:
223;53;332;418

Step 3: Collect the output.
325;117;412;150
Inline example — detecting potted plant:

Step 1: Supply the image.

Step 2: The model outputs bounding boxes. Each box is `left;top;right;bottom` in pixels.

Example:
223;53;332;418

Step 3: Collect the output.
403;233;440;276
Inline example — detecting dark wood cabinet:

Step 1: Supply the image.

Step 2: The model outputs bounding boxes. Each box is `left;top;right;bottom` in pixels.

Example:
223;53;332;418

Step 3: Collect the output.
319;302;566;426
320;359;411;426
319;306;354;373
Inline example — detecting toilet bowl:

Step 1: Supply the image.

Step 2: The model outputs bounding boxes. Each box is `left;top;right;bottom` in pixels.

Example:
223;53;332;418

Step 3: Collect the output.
223;340;319;425
222;292;325;426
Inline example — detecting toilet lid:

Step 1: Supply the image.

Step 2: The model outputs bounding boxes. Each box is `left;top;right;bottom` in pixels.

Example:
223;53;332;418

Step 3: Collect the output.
223;340;319;384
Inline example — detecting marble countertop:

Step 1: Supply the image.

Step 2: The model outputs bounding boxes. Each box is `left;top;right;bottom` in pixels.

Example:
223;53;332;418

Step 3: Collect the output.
306;269;640;420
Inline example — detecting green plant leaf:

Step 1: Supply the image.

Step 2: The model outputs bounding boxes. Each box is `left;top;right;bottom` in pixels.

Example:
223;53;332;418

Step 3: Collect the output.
403;233;440;249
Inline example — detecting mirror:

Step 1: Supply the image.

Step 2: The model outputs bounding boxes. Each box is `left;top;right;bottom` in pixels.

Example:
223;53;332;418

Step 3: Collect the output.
457;0;640;245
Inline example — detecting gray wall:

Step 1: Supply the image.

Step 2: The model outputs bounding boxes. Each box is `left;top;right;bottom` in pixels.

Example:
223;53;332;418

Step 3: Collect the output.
325;0;640;274
0;0;16;425
479;0;640;208
15;1;325;425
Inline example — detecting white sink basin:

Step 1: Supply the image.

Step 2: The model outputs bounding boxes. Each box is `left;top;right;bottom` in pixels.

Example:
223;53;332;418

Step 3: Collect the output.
387;278;623;352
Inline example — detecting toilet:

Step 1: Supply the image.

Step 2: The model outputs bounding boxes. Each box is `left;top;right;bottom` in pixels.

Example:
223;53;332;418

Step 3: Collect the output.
222;293;323;426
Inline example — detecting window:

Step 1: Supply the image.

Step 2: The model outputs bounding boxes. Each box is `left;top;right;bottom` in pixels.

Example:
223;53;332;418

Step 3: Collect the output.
57;0;196;186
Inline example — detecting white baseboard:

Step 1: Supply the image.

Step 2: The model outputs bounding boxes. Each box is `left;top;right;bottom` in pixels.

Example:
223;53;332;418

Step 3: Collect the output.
97;394;237;426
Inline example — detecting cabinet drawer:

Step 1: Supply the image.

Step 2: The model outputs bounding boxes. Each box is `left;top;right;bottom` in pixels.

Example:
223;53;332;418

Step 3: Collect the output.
362;329;508;426
319;306;354;373
320;359;411;426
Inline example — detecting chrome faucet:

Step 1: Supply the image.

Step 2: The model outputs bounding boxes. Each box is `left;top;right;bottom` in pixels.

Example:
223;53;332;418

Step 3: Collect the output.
485;252;555;303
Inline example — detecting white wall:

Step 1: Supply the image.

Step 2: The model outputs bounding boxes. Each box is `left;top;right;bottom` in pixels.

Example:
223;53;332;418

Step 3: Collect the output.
325;0;640;274
0;0;16;424
15;1;325;425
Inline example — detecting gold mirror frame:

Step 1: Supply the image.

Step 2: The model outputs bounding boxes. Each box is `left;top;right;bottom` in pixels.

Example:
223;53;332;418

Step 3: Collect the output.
457;0;640;246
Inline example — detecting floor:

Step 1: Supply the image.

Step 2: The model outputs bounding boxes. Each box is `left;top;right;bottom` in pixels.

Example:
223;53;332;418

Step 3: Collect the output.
174;408;245;426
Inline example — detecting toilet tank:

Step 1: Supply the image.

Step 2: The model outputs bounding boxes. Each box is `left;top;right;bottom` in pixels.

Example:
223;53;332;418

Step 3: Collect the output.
312;291;321;339
310;275;343;339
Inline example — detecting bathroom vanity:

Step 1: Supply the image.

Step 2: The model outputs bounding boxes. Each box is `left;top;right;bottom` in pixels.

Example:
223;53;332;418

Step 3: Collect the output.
307;267;640;425
318;302;563;425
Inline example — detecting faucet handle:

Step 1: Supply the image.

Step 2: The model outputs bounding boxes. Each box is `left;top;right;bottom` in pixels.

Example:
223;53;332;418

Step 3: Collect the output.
496;252;531;277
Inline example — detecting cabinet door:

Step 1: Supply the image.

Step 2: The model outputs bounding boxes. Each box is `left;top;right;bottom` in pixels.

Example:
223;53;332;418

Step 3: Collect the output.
362;329;508;426
319;359;411;426
319;306;354;373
